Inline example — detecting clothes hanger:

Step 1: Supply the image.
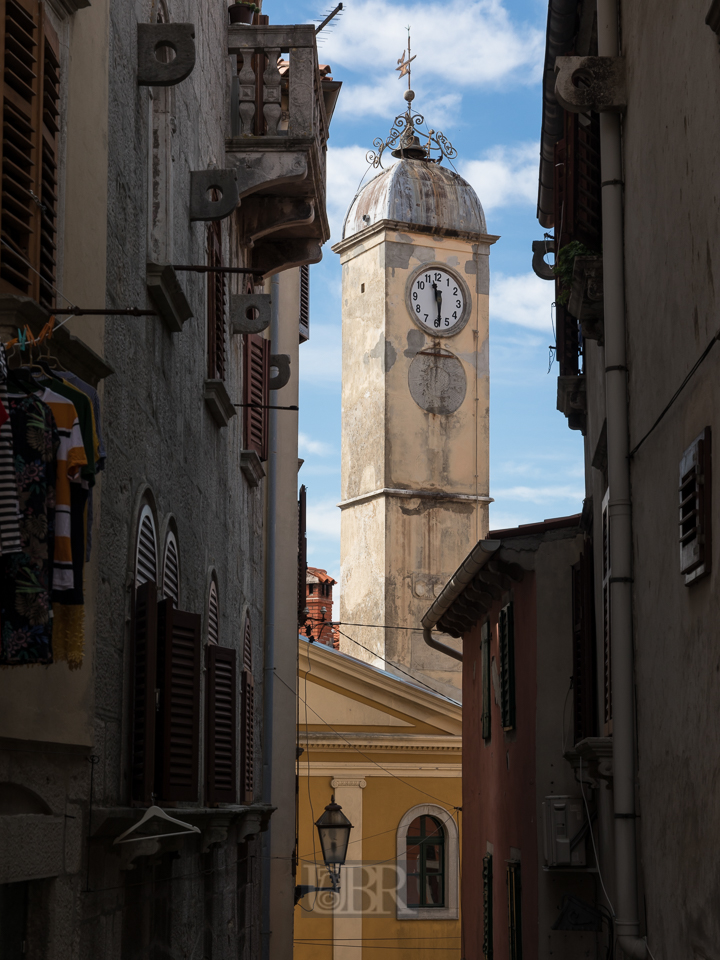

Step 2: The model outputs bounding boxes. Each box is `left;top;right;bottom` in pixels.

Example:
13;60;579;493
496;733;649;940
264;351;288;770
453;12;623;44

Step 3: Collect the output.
112;805;200;845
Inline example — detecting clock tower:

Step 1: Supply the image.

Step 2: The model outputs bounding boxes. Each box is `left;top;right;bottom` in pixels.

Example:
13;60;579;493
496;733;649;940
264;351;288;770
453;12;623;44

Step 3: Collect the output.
332;92;496;698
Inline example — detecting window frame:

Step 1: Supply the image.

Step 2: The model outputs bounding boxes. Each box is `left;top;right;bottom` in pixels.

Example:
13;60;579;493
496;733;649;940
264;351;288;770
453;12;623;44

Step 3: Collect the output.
396;804;458;920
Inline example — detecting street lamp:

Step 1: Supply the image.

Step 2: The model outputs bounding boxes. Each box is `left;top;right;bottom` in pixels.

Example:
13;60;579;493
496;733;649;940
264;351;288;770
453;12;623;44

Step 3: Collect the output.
294;801;353;904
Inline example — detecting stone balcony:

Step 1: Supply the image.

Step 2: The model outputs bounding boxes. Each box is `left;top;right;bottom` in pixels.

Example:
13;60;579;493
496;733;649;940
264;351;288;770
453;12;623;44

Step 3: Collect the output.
227;24;341;274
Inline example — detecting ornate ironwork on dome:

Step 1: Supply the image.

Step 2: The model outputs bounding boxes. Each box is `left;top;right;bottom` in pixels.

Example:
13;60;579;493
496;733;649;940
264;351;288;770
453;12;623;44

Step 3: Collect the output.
342;161;487;240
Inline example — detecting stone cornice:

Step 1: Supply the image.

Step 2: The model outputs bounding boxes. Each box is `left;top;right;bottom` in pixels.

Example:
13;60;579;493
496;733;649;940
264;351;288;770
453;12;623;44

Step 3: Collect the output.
331;218;500;258
299;732;462;753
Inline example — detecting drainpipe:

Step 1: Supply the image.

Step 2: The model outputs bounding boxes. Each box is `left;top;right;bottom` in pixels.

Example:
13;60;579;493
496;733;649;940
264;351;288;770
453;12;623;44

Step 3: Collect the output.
420;540;501;662
596;1;646;956
260;273;280;960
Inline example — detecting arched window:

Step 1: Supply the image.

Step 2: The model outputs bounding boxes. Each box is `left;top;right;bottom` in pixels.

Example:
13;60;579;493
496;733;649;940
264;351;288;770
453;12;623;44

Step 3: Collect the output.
207;579;219;644
162;530;179;606
396;805;459;920
136;504;158;586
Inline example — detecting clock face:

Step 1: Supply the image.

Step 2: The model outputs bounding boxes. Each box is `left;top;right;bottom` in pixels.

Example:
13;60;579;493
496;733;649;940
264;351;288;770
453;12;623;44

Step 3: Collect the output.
406;266;469;336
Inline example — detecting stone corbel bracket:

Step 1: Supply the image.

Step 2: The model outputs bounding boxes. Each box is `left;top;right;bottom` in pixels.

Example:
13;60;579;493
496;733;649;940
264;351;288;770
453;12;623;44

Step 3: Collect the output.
532;239;556;280
137;23;196;87
226;152;309;203
238;197;316;246
146;262;193;333
231;294;272;334
252;240;322;278
204;379;236;428
568;256;604;343
555;56;626;113
269;354;291;390
190;170;240;222
707;0;720;35
241;450;265;487
557;374;587;434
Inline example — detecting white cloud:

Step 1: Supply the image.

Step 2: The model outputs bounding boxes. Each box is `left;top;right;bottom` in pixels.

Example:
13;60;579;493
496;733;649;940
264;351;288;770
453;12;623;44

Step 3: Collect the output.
321;0;543;94
491;272;555;331
460;142;539;211
493;485;585;504
299;432;334;457
306;498;342;540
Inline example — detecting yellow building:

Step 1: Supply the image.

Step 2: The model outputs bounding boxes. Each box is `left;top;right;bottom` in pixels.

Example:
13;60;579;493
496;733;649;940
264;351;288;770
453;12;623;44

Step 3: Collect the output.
295;638;462;960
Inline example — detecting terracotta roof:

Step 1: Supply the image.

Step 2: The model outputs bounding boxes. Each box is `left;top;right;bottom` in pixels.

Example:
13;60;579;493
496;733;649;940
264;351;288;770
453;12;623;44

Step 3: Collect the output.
306;566;337;585
488;514;582;539
277;59;333;80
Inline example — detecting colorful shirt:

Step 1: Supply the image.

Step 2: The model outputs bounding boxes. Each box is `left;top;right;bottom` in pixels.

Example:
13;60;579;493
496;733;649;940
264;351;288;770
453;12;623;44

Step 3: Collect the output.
0;395;58;665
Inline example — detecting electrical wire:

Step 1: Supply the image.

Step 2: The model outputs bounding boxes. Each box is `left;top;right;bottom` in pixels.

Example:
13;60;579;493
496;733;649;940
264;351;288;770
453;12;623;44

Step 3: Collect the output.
579;757;615;917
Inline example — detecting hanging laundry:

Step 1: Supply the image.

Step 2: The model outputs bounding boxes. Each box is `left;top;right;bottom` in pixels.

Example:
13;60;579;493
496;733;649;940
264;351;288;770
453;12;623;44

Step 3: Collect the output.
0;394;59;665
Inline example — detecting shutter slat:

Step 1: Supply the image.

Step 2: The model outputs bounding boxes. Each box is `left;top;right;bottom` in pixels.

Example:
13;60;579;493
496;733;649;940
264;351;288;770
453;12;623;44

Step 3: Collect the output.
157;601;202;801
206;644;237;804
131;581;158;804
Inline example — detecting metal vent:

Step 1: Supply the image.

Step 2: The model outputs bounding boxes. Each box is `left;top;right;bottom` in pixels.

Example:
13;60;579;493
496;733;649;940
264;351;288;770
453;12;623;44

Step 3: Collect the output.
162;532;179;606
208;580;219;645
136;505;158;586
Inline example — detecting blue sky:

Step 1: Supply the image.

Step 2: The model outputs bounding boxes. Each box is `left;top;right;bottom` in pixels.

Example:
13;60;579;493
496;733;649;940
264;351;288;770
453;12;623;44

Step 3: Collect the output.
270;0;584;583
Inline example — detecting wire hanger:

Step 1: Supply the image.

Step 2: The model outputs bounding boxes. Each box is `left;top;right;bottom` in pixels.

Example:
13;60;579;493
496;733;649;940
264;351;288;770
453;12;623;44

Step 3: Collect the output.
113;805;200;845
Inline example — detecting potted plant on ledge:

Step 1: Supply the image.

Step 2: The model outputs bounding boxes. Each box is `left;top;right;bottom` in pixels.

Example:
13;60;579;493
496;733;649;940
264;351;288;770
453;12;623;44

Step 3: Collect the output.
229;1;259;24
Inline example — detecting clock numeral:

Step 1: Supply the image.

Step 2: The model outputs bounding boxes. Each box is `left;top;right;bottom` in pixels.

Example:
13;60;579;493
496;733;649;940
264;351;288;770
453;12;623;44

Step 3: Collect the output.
418;280;425;290
446;277;451;286
452;312;457;320
425;274;431;283
424;314;429;322
434;319;440;328
444;319;450;326
453;287;458;295
416;304;421;314
434;272;441;281
412;291;418;301
456;299;462;308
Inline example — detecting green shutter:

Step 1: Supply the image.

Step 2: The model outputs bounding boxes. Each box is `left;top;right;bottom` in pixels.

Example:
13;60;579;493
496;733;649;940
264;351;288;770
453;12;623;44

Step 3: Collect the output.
482;853;493;959
481;621;491;741
499;602;516;730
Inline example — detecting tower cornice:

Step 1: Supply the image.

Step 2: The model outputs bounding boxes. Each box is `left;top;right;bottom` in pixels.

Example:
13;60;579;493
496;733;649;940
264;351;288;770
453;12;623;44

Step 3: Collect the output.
331;218;500;257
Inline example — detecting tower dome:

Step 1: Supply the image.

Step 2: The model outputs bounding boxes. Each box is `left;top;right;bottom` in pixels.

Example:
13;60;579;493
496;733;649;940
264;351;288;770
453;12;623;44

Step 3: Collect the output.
343;159;487;241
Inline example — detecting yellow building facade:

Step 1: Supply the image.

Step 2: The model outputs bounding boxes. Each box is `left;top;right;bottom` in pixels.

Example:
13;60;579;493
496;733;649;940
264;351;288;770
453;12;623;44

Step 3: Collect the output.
295;638;462;960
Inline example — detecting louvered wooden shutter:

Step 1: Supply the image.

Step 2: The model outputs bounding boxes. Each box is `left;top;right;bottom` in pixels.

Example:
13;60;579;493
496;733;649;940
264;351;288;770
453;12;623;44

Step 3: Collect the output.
162;533;179;607
679;427;712;580
499;602;516;731
207;221;226;380
299;264;309;342
156;600;201;802
298;484;307;625
506;861;522;960
554;112;602;249
240;614;254;803
481;620;491;741
205;644;237;804
0;0;58;306
136;508;158;586
482;853;493;959
207;579;219;644
572;548;596;745
601;490;612;735
243;333;270;461
131;581;158;804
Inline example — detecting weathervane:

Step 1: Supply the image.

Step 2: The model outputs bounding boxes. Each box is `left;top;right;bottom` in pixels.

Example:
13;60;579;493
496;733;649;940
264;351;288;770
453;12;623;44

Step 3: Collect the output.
366;29;457;169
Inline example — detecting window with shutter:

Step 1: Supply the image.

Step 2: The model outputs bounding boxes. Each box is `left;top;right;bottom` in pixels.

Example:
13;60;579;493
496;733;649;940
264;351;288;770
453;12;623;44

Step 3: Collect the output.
207;220;226;381
136;504;158;587
481;620;491;741
482;853;493;959
205;644;237;804
240;613;254;803
499;602;515;731
156;600;202;802
131;580;158;804
601;490;612;735
299;263;309;343
298;485;307;625
242;333;269;461
506;860;522;960
0;1;59;307
679;427;711;584
207;579;219;645
572;547;596;745
162;530;179;607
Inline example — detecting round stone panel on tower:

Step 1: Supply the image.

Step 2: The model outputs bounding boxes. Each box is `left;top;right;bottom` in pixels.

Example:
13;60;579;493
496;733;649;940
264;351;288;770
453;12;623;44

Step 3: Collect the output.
343;159;487;241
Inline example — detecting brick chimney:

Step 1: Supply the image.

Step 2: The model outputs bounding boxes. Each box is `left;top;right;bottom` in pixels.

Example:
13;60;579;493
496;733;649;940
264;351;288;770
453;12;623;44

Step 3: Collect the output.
304;567;338;648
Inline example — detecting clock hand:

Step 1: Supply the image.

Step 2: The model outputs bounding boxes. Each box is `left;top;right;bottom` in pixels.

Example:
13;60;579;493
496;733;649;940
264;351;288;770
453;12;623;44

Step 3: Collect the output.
432;283;442;323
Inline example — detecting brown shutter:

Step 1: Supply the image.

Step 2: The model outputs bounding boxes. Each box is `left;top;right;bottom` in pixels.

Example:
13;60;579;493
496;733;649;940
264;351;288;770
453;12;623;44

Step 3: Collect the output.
298;484;307;625
205;644;237;804
243;333;270;461
572;547;596;745
481;620;491;741
156;600;202;802
39;16;58;309
131;581;158;804
679;427;712;581
555;111;602;250
207;221;226;380
240;614;254;803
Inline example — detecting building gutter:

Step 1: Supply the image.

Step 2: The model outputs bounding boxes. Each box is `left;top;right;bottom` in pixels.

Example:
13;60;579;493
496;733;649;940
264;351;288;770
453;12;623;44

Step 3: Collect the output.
596;0;646;956
420;540;501;663
538;0;579;227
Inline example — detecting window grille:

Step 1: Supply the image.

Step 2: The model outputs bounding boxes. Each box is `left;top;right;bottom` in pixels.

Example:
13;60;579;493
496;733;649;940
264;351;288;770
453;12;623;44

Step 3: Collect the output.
482;853;493;959
136;504;158;587
506;861;522;960
299;263;310;342
499;602;515;731
679;427;711;584
405;815;445;908
0;1;59;308
162;531;179;607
